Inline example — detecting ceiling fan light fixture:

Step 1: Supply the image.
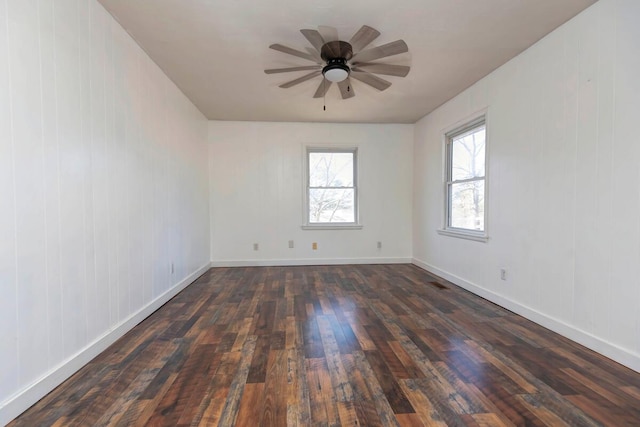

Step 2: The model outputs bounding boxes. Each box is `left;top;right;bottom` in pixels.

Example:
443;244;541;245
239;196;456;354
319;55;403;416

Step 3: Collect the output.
323;66;349;82
322;59;350;83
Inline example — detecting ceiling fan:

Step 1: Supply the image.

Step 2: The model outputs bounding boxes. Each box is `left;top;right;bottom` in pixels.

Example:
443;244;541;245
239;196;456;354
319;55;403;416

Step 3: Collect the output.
265;25;410;99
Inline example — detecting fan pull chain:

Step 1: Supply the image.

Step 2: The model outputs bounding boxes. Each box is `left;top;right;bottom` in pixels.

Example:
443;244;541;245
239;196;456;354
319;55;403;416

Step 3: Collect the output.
323;79;326;111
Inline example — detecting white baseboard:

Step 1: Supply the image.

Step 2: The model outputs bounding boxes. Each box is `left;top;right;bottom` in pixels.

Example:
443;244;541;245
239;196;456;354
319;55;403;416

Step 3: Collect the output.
0;262;211;426
210;257;412;267
412;258;640;373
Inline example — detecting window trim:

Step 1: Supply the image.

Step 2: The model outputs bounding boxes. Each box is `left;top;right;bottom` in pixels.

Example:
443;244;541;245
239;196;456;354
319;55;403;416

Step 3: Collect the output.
438;111;489;242
303;146;362;229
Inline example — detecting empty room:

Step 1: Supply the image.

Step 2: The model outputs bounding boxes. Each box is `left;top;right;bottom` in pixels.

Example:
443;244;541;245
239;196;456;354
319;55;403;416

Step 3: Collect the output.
2;0;640;425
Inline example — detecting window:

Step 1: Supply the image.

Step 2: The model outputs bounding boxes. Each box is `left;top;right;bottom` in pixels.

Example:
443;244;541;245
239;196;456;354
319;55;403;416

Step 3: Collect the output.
442;116;487;241
305;148;359;227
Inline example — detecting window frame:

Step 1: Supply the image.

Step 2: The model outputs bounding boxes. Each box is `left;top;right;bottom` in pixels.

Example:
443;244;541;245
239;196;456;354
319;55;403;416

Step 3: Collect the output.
302;147;362;230
438;113;489;242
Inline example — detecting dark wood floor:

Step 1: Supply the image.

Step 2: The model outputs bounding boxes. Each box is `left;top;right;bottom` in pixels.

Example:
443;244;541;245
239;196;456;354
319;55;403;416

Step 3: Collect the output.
10;265;640;426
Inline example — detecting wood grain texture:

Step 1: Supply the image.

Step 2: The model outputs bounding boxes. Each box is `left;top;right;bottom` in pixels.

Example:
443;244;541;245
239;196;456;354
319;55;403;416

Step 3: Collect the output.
9;265;640;426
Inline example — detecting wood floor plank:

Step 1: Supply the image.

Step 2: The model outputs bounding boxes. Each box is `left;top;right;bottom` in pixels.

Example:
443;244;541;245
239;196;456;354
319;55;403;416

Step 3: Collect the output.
565;393;640;426
463;384;516;427
398;379;448;427
518;393;602;427
342;353;385;427
396;412;427;427
9;264;640;426
261;349;288;427
306;358;332;425
145;342;218;425
317;315;355;402
286;346;312;426
515;394;571;426
561;367;640;410
195;349;243;425
388;340;426;379
620;385;640;400
364;350;415;414
119;370;179;426
471;413;511;427
402;378;467;426
353;351;403;426
234;383;264;427
336;400;360;426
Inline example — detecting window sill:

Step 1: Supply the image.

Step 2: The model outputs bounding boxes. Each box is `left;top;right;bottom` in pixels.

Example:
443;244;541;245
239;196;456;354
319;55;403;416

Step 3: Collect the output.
302;224;363;230
437;228;489;242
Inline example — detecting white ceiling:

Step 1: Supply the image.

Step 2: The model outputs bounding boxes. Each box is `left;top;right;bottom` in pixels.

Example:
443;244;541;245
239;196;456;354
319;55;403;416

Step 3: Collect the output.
98;0;597;124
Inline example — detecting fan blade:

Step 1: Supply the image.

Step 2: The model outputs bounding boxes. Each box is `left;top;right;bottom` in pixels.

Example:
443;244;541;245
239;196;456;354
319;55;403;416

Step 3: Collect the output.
352;63;410;77
265;65;321;74
350;70;392;91
279;70;322;88
300;29;325;52
304;47;323;61
313;79;332;98
349;25;380;52
351;40;408;63
338;79;355;99
318;25;339;42
269;44;319;63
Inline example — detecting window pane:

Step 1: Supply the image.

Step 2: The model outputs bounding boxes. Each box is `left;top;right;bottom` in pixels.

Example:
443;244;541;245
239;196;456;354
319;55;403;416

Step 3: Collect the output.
309;152;354;187
450;180;484;231
309;189;355;223
451;126;485;181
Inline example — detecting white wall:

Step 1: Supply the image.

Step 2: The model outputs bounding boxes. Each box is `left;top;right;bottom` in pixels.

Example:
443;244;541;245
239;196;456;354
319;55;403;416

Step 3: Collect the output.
413;0;640;372
209;121;413;265
0;0;210;423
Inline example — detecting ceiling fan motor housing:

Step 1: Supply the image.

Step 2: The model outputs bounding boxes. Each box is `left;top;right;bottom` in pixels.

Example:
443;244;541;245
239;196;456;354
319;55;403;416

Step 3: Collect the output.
320;40;353;61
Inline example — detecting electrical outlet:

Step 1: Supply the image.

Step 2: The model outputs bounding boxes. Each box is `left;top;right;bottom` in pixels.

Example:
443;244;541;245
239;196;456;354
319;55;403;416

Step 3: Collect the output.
288;240;294;249
500;269;507;281
312;242;317;250
377;241;382;249
170;262;174;275
253;243;259;251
